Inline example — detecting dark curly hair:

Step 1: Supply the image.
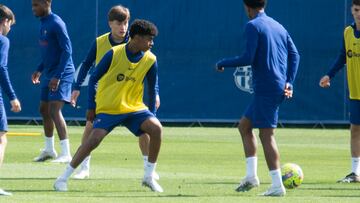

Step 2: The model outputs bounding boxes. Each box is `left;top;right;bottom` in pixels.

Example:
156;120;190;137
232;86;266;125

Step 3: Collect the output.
243;0;266;9
129;19;158;38
354;0;360;6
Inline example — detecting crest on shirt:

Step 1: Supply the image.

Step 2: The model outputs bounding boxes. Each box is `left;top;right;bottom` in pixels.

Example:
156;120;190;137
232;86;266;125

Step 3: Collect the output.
233;66;254;94
73;63;95;86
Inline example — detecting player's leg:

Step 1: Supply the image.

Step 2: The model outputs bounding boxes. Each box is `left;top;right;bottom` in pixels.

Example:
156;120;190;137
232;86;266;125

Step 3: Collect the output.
54;128;109;191
235;100;259;192
0;132;7;169
33;101;57;162
259;128;285;196
139;133;160;180
338;100;360;183
73;121;93;179
49;81;73;163
139;117;163;192
49;100;71;163
256;95;285;196
0;104;12;196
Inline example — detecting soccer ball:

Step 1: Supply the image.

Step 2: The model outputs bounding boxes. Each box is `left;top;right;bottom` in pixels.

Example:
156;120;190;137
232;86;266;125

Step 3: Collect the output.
281;163;304;189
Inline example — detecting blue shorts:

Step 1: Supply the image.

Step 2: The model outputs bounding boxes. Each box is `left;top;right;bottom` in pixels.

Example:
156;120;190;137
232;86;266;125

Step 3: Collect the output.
244;94;285;128
41;80;71;103
0;101;8;132
93;110;155;136
350;99;360;125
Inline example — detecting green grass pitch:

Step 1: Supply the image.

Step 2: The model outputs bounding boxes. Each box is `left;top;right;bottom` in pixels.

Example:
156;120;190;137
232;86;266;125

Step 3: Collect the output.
0;125;359;202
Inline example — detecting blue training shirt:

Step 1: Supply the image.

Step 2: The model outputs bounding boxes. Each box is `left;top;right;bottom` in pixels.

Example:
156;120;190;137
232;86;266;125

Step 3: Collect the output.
73;32;129;91
216;12;300;96
88;44;158;115
0;35;17;101
37;13;75;82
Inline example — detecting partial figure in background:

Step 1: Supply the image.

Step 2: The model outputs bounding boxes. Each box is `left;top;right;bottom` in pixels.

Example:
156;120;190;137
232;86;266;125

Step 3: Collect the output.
319;0;360;183
31;0;75;163
0;4;22;196
70;5;160;180
216;0;300;196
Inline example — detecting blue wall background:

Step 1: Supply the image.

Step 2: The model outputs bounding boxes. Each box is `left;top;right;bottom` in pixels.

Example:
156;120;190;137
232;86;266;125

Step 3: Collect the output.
0;0;353;123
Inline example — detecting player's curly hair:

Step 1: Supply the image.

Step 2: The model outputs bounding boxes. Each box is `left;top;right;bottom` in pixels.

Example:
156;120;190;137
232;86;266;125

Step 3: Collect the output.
35;0;51;3
243;0;266;9
353;0;360;6
0;4;15;24
129;19;158;38
108;5;130;22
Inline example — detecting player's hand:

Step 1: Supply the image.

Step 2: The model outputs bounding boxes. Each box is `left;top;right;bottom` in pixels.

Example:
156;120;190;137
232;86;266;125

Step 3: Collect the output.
155;95;160;110
71;90;80;107
10;99;21;112
284;83;293;99
49;78;60;91
86;109;95;122
215;65;224;72
319;75;330;88
31;71;41;84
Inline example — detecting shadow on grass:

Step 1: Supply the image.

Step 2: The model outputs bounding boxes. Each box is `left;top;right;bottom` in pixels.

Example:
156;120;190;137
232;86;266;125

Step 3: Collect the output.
87;194;199;198
9;189;84;193
0;177;55;180
189;181;271;185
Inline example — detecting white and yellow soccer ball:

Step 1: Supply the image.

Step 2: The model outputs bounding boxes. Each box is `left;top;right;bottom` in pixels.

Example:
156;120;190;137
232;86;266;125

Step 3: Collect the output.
281;163;304;189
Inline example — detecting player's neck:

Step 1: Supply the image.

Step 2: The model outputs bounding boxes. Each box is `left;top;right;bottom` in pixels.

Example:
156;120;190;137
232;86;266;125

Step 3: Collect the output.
111;34;124;44
127;41;141;54
356;22;360;31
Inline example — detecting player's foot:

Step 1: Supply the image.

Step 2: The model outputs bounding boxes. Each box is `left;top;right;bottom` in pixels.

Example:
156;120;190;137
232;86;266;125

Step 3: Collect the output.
337;172;360;183
260;185;286;196
51;155;72;163
142;176;163;192
33;149;57;162
72;169;90;179
153;171;160;180
0;188;12;196
235;176;260;192
54;177;68;192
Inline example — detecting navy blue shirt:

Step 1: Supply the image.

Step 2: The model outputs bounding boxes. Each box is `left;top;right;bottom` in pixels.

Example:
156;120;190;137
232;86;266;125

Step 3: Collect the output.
88;45;158;114
73;32;129;90
217;12;300;96
0;35;16;101
37;13;74;82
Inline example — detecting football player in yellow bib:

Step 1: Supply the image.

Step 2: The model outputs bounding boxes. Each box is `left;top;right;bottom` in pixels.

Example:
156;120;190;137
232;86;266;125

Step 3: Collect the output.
70;5;160;180
320;0;360;183
54;19;163;193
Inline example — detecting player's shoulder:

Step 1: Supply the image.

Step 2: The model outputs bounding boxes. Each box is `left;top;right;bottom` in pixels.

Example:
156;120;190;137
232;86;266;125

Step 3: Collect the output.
0;35;9;47
96;32;110;40
145;50;156;61
49;13;66;28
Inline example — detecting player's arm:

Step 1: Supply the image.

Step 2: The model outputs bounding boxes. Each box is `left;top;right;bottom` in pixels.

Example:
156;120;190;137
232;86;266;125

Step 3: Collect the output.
216;23;258;71
71;41;96;106
53;22;72;80
319;38;346;88
87;49;113;111
0;38;16;101
0;38;21;112
145;61;158;115
73;41;96;91
284;33;300;98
